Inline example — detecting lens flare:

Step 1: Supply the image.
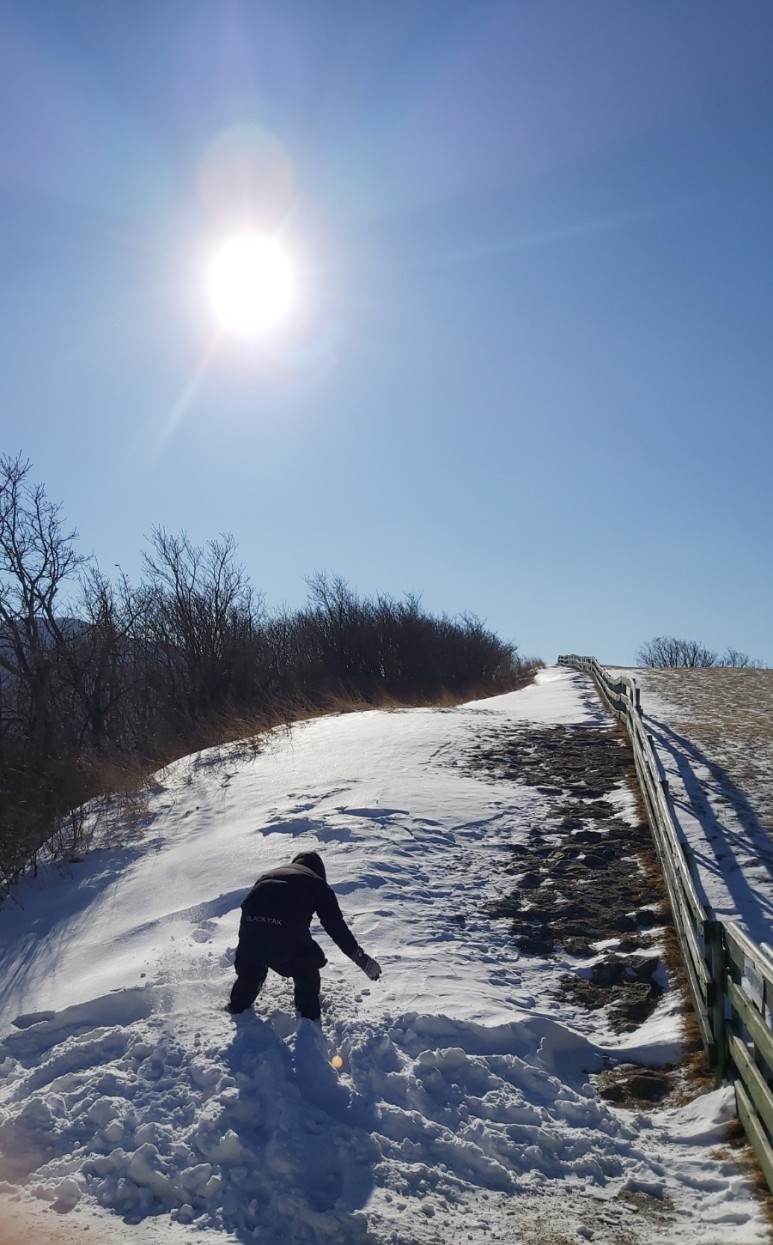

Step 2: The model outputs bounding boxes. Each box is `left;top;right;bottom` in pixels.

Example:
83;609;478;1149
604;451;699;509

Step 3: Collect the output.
198;125;295;229
208;234;294;336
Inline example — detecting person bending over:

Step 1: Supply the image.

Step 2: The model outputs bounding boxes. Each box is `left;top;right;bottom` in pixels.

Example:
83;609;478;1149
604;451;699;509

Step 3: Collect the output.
228;850;381;1021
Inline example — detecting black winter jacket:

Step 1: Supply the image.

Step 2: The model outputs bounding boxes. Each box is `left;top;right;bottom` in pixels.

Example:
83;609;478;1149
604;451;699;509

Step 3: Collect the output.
236;861;363;975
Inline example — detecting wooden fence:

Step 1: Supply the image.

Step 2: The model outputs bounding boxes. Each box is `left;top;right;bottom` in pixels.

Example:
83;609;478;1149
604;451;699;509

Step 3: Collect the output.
558;654;773;1191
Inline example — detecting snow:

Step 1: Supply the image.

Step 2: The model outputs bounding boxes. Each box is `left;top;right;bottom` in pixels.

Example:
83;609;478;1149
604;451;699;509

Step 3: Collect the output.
0;667;768;1244
612;668;773;945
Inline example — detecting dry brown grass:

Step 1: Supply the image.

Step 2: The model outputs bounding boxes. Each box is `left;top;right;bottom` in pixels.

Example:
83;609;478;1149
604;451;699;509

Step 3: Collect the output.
660;922;716;1099
634;666;773;727
148;669;543;762
711;1109;773;1233
2;668;544;896
630;667;773;835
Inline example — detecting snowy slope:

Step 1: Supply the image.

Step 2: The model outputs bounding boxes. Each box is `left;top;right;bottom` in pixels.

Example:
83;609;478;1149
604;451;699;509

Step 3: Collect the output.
628;669;773;946
0;669;767;1245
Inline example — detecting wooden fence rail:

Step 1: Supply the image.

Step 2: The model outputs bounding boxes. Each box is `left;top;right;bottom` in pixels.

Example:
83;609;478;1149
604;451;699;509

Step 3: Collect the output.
557;654;773;1192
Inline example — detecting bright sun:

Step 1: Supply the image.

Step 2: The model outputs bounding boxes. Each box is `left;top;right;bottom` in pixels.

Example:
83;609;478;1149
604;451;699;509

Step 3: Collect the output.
208;234;294;336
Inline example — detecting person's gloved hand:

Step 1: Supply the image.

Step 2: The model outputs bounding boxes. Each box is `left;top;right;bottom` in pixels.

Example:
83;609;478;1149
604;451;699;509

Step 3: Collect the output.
357;951;382;981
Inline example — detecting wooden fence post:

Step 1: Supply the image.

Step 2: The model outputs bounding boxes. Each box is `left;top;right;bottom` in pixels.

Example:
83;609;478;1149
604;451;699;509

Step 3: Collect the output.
705;919;727;1081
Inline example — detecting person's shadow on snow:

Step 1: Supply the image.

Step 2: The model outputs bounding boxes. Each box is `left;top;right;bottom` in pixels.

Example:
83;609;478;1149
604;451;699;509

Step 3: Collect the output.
220;1012;380;1243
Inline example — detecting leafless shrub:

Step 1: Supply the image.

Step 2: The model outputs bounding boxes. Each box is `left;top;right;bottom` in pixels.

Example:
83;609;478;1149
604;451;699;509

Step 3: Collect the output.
718;648;766;669
1;465;542;895
637;637;766;670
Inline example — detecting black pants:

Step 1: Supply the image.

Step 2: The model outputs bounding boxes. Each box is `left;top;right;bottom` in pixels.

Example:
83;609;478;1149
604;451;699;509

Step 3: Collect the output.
229;960;322;1020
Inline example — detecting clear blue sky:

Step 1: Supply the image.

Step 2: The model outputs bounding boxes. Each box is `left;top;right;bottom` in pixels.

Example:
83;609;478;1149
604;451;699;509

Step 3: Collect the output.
2;1;772;666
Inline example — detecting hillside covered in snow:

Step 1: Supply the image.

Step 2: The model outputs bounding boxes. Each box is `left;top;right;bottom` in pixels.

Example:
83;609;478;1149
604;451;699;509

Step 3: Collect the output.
0;668;767;1245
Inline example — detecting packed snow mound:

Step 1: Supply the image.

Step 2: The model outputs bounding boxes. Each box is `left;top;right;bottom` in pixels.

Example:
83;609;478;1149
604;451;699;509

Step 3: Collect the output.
0;669;767;1244
0;990;751;1244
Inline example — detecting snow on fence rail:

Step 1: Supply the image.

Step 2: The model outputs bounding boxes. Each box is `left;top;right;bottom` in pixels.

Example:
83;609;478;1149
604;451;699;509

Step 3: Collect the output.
558;654;773;1192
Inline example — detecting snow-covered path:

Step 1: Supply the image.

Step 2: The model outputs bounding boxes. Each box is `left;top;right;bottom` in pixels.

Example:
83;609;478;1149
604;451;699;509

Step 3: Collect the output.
0;669;766;1244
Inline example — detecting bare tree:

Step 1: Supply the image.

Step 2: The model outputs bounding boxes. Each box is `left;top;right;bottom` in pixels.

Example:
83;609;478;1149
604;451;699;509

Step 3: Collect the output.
303;572;378;686
0;457;91;885
637;635;767;669
0;454;84;759
718;648;766;669
140;528;260;729
54;567;147;752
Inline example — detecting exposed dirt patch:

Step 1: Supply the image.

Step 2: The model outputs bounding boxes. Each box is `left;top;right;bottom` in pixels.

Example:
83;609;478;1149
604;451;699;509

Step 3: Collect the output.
467;720;694;1104
596;1062;673;1107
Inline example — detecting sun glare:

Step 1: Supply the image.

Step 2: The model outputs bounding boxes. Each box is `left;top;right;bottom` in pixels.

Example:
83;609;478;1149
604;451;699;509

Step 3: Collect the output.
208;234;294;336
